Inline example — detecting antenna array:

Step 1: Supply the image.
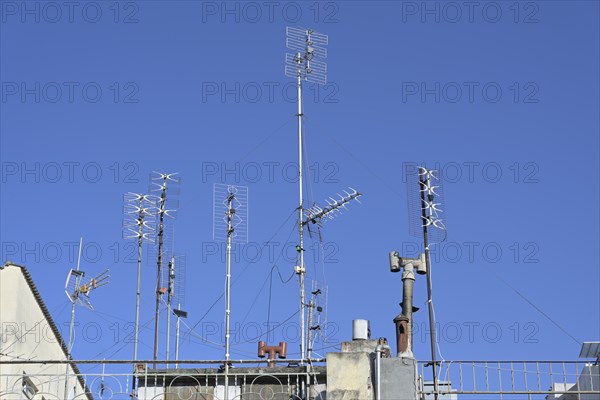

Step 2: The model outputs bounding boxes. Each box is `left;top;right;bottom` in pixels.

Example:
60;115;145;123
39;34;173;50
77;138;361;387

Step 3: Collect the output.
213;184;249;243
407;167;447;243
303;188;362;227
285;27;328;85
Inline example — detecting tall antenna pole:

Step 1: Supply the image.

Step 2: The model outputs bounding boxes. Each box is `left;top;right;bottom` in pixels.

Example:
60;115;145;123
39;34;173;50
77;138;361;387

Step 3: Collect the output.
224;191;235;400
63;240;109;399
296;50;307;364
286;26;328;364
149;172;179;366
213;183;248;400
406;165;446;397
64;237;83;399
68;238;83;351
134;204;143;363
420;171;439;400
153;176;166;366
123;192;156;396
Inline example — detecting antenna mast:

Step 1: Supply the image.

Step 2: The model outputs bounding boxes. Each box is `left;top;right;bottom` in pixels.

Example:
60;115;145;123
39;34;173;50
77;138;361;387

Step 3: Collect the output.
149;172;180;366
213;183;248;400
123;192;156;395
123;193;156;361
285;26;328;363
63;239;109;398
407;165;447;400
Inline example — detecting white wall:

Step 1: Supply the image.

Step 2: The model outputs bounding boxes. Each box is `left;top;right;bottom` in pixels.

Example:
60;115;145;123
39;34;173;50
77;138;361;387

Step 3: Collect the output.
0;265;86;399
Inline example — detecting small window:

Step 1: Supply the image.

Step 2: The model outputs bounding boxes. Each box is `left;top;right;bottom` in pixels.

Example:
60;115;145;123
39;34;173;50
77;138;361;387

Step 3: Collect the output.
22;373;38;399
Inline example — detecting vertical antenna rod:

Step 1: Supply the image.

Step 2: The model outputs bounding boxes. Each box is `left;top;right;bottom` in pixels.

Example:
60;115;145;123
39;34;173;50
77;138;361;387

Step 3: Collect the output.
134;203;144;365
224;190;235;400
149;172;179;366
64;237;83;399
213;183;248;400
63;240;109;398
285;26;328;363
165;256;175;367
132;198;145;394
123;192;156;396
153;176;167;365
173;306;187;369
420;172;439;400
296;49;307;365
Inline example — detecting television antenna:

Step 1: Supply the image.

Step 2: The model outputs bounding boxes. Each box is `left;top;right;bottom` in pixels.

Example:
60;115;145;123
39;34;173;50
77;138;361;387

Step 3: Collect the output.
213;183;248;400
63;238;110;398
285;26;329;364
285;27;362;364
149;172;180;365
406;165;448;400
303;188;362;241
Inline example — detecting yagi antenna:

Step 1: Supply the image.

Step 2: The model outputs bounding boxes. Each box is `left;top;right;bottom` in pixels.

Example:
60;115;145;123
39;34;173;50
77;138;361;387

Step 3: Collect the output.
64;269;110;310
213;183;248;400
303;188;362;227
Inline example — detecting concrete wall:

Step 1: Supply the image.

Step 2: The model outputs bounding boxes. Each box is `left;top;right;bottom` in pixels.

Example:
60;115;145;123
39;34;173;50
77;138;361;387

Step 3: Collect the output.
0;264;85;399
380;357;418;400
327;351;374;400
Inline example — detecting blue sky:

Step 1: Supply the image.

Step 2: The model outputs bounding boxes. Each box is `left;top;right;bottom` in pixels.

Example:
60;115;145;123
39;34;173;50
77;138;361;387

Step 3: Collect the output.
1;0;599;372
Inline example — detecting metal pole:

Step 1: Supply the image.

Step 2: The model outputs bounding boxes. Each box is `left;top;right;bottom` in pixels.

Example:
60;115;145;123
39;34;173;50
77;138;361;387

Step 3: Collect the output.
132;198;144;396
420;174;439;400
296;51;306;365
166;256;175;367
153;179;167;366
307;298;313;361
224;191;234;400
64;238;83;399
175;304;181;369
376;345;383;400
401;262;415;356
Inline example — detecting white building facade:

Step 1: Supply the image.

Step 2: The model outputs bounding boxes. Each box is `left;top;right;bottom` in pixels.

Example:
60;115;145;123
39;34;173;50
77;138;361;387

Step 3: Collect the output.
0;263;90;400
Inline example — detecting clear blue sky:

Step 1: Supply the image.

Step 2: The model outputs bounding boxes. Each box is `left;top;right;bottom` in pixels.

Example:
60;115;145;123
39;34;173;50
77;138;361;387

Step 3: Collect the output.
1;0;598;370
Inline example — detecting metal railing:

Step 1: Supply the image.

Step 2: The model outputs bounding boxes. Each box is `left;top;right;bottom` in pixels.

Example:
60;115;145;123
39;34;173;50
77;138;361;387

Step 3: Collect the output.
0;359;326;400
2;359;599;399
418;360;600;399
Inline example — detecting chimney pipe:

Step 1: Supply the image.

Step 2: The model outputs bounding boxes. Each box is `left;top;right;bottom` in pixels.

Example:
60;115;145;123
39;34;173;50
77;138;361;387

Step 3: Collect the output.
389;252;424;358
257;341;287;367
